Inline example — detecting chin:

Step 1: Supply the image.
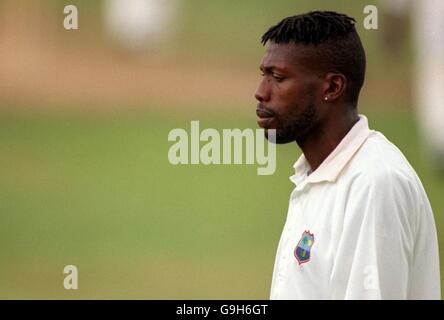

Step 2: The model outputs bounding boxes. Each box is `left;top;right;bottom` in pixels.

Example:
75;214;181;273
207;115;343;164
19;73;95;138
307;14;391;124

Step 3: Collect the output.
265;129;295;144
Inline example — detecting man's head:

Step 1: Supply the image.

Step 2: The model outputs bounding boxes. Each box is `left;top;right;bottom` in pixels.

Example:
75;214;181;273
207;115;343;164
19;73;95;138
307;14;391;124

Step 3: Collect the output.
255;11;366;144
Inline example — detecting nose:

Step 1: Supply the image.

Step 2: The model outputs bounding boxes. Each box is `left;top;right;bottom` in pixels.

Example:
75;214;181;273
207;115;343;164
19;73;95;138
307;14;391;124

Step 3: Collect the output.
254;77;270;102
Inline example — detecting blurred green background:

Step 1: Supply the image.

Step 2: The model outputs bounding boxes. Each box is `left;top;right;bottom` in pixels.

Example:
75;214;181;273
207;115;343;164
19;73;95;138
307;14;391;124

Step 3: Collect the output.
0;0;442;299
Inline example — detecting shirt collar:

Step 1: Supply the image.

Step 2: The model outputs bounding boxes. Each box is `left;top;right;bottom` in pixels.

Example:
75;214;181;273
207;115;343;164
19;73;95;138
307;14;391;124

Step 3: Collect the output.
290;114;373;186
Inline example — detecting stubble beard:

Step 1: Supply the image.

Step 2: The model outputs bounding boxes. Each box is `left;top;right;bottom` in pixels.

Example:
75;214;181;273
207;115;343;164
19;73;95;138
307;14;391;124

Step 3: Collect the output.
265;103;319;144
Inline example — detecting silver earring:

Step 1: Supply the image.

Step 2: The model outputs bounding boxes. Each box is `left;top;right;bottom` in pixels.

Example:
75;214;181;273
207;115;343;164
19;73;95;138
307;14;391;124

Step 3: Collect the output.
324;96;328;101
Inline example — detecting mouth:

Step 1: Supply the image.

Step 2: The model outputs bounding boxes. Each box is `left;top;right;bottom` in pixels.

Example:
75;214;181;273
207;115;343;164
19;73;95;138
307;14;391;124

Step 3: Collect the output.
256;108;275;128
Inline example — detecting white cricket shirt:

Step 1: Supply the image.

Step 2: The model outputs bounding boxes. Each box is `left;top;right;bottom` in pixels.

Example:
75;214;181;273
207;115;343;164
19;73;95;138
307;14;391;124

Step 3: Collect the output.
270;114;441;299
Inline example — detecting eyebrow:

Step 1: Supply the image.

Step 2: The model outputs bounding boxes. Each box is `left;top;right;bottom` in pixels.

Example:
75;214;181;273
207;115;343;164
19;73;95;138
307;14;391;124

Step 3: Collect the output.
259;65;287;73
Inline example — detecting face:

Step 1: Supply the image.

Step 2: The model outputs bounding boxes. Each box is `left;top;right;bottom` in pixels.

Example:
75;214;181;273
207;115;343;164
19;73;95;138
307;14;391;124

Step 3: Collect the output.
254;42;324;144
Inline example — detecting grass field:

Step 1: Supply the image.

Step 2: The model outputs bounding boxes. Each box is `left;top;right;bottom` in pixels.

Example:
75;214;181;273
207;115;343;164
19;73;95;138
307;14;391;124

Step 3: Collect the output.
0;105;442;299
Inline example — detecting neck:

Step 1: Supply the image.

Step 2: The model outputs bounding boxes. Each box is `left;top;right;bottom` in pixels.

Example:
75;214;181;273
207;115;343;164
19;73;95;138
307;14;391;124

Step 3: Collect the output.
296;110;359;172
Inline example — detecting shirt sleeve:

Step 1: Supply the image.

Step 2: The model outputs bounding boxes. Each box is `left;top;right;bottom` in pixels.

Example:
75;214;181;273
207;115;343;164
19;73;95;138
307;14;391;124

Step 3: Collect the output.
329;168;438;299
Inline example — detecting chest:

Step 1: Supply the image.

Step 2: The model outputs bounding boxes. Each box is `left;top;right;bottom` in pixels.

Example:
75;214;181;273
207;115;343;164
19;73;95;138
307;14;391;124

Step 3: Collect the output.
272;184;349;297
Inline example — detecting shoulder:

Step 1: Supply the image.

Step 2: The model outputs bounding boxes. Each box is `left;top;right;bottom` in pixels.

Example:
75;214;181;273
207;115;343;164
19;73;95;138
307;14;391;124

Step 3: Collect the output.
336;131;435;243
339;131;430;220
343;131;422;194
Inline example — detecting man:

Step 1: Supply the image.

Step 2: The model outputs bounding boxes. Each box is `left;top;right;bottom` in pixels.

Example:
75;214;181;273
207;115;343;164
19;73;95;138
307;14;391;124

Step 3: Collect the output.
254;11;440;299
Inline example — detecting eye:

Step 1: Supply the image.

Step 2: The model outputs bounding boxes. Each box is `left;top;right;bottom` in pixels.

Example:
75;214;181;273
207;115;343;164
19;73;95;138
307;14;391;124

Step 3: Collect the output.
273;74;285;82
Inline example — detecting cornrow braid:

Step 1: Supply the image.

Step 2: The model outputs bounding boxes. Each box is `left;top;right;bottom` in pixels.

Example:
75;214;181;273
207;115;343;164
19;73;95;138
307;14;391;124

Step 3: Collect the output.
261;11;357;46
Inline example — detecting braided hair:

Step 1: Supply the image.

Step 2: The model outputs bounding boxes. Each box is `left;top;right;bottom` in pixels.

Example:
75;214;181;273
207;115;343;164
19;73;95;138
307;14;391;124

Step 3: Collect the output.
261;11;357;45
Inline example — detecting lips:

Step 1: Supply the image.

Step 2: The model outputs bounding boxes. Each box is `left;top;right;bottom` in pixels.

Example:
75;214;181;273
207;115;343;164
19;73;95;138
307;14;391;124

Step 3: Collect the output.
256;107;275;128
256;108;274;118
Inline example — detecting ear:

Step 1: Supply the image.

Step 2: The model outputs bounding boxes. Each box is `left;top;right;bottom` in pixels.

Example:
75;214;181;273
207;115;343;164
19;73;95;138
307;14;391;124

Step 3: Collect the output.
321;73;347;102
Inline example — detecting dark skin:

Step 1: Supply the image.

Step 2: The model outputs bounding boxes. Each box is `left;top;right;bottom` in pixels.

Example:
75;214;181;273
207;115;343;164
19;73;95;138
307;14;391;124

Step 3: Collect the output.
254;41;360;171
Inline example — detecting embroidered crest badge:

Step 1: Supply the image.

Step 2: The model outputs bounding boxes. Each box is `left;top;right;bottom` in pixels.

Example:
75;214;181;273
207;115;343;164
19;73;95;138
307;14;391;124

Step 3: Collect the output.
294;230;315;265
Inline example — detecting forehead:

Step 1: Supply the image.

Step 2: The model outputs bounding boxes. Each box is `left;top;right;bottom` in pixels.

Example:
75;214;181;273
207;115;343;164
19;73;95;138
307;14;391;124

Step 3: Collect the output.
260;42;315;72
